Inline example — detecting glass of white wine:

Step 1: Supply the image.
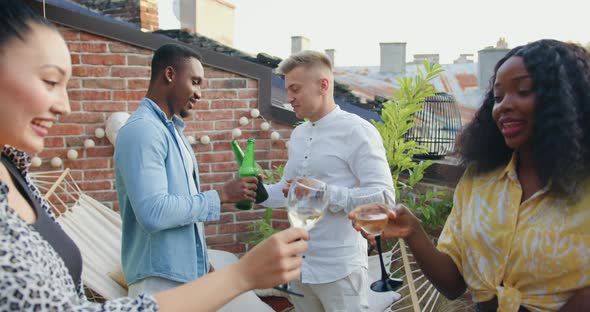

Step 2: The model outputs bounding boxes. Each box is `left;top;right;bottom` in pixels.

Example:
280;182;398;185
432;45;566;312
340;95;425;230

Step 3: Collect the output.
351;188;402;292
274;177;329;297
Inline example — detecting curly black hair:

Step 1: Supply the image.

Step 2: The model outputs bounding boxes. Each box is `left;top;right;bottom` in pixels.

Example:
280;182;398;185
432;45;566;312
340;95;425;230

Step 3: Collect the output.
456;39;590;198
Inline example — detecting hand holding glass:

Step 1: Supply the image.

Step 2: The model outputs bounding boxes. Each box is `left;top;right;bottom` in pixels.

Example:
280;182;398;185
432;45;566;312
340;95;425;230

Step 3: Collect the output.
274;177;329;297
351;188;402;292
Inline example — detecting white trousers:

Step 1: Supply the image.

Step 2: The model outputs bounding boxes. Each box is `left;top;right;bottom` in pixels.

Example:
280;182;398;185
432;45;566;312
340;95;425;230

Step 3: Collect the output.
290;267;370;312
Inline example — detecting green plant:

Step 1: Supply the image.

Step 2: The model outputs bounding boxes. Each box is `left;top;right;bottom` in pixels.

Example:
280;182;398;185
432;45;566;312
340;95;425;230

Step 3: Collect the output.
245;164;285;245
372;61;454;237
372;61;444;201
402;190;453;236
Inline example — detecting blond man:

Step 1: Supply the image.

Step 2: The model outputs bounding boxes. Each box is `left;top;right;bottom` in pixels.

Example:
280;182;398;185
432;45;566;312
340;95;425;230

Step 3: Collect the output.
262;50;394;311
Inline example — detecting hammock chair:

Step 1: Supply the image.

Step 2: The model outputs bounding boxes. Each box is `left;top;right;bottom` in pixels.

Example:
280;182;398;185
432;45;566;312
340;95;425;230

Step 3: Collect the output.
29;169;274;311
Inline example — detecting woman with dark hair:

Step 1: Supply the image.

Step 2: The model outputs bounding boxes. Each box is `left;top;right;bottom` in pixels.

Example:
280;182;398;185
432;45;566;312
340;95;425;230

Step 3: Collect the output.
350;39;590;311
0;1;308;311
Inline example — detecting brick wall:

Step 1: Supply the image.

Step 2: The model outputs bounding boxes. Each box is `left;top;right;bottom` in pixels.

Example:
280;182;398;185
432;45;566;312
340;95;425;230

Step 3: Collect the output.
32;26;292;254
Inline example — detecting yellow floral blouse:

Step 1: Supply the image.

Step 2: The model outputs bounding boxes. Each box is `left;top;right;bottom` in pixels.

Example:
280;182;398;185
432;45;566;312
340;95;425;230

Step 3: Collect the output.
437;154;590;312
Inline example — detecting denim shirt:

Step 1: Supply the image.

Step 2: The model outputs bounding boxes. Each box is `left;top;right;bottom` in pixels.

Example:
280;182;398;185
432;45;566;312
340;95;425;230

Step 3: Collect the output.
114;98;220;285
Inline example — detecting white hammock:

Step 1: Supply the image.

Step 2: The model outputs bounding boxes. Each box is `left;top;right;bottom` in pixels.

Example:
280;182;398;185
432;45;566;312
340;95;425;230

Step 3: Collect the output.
29;169;274;311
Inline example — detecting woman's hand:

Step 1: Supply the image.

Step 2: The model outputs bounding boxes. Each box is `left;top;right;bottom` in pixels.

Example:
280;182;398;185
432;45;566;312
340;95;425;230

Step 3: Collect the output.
235;227;309;290
348;203;421;243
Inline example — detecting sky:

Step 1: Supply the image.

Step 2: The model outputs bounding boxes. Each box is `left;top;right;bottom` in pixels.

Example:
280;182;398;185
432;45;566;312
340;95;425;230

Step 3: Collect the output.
225;0;589;67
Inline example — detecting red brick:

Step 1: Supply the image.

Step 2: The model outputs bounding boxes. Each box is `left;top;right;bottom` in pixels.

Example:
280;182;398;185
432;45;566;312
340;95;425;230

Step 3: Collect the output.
271;221;290;230
109;42;151;54
82;54;126;65
248;100;258;109
200;173;234;184
85;170;114;180
210;100;248;109
219;222;254;234
83;79;126;89
218;213;235;224
247;79;258;88
185;121;215;131
111;67;150;78
69;90;111;101
86;190;118;202
194;144;212;153
214;120;238;130
208;79;247;89
197;163;210;173
49;124;83;136
236;210;266;221
127;79;150;89
114;90;145;101
209;244;246;254
238;89;258;99
67;43;107;53
87;146;115;157
127;55;151;66
193;111;233;121
80;33;108;41
38;149;65;159
205;225;217;235
205;68;240;79
78;181;112;191
60;30;79;40
128;101;141;111
83;101;127;112
67;79;81;89
202;90;237;99
72;66;109;77
44;137;65;148
71;54;80;65
205;235;235;245
58;113;104;124
212;142;232;152
211;162;238;172
67;159;109;170
189;101;210;110
272;209;288;219
197;152;234;163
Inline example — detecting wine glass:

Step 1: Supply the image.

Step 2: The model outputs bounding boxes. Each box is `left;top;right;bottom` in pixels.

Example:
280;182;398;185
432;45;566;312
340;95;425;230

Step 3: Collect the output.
274;177;329;297
351;188;402;292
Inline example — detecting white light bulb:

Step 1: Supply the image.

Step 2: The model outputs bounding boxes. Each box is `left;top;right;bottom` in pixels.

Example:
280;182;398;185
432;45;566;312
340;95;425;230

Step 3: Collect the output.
31;156;42;167
187;135;196;144
84;139;95;148
239;116;249;126
200;135;210;144
260;122;270;131
232;128;242;138
67;149;79;160
50;157;63;168
285;141;289;149
250;109;260;118
270;131;280;141
94;127;105;138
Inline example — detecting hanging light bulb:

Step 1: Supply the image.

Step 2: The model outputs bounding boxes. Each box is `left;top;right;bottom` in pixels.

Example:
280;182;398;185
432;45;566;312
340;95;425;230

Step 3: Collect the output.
200;135;210;144
232;128;242;138
50;157;63;168
31;156;42;168
84;139;95;148
260;122;270;131
270;131;281;141
250;109;260;118
186;135;196;144
239;116;249;126
67;149;79;160
94;127;105;138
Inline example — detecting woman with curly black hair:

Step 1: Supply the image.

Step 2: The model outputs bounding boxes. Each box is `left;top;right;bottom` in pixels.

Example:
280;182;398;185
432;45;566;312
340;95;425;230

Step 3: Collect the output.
350;39;590;311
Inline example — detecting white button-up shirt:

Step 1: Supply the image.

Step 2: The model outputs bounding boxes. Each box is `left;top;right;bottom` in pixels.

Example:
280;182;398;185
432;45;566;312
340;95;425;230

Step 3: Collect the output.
263;106;394;284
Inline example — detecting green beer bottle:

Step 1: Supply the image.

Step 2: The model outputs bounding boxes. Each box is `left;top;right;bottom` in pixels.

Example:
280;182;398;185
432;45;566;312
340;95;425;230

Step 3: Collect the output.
231;139;269;206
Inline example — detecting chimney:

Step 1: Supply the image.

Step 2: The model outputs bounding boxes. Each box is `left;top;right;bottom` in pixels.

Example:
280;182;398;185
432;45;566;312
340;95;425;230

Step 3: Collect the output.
453;53;474;64
380;42;406;74
180;0;236;46
478;47;510;90
291;36;310;54
70;0;159;31
325;49;336;67
412;53;439;65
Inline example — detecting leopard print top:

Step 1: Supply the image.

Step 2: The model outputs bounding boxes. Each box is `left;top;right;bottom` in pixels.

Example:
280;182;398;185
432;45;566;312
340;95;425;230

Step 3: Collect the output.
0;146;159;311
